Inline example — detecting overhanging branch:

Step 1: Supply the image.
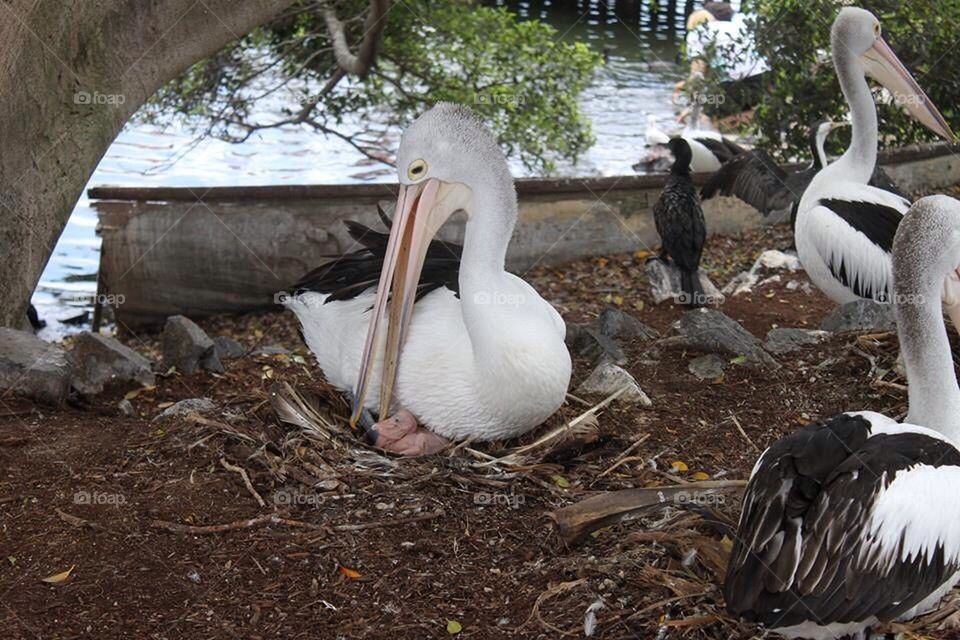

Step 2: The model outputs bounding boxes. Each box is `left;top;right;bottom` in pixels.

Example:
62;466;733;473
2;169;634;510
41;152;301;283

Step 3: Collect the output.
324;0;390;78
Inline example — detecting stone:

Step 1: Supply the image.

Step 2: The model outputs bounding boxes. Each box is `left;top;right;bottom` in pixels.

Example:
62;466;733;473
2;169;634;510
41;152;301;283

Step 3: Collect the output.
155;397;217;420
212;336;245;360
118;399;136;416
764;328;832;354
646;259;724;306
594;307;659;342
688;354;726;380
162;315;223;374
672;308;779;368
576;363;652;406
0;328;73;404
820;300;895;333
566;324;626;365
70;332;155;395
723;250;802;297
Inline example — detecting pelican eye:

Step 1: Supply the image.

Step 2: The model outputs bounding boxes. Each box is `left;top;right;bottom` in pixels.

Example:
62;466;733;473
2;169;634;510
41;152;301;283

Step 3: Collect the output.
874;23;881;36
407;159;428;180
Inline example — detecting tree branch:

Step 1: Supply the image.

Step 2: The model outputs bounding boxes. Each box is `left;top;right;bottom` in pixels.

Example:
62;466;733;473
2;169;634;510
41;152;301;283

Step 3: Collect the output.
324;0;391;78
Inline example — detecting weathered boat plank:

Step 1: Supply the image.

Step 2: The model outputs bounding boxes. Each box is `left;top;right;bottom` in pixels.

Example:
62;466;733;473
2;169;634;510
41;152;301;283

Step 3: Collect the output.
90;143;960;329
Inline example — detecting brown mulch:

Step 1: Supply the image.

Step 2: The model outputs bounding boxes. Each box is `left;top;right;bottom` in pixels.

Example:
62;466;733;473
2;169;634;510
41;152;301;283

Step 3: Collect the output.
3;222;960;639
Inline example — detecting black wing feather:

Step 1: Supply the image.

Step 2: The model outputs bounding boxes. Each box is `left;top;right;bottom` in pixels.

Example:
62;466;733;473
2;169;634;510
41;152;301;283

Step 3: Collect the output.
726;413;960;630
292;208;463;303
700;149;800;216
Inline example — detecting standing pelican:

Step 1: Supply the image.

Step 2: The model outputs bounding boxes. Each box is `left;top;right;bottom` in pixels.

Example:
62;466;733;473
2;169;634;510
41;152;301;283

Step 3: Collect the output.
645;112;744;173
795;7;954;305
725;195;960;639
283;104;571;456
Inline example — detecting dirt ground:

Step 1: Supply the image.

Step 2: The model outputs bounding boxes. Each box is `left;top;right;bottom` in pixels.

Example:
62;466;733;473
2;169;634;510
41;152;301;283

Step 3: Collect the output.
2;222;959;639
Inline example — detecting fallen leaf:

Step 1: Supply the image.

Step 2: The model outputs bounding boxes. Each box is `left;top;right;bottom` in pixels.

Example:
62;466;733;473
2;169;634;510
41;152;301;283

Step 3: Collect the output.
612;295;624;306
551;474;571;489
339;566;361;579
157;401;174;409
446;620;462;635
729;355;747;365
691;471;710;481
124;389;141;401
670;461;689;472
41;565;75;584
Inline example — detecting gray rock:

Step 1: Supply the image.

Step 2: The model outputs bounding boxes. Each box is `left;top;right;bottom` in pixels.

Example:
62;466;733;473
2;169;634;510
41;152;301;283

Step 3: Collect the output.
820;300;896;333
566;324;626;365
213;336;245;360
162;316;223;374
765;328;832;354
688;354;726;380
595;307;659;342
673;308;779;369
646;259;724;306
118;398;136;417
155;397;217;420
565;308;659;366
0;328;73;404
71;332;155;395
576;362;652;406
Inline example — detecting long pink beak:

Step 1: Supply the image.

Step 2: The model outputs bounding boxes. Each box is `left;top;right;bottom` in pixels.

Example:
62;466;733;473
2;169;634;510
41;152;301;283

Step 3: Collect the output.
863;37;956;142
350;178;444;427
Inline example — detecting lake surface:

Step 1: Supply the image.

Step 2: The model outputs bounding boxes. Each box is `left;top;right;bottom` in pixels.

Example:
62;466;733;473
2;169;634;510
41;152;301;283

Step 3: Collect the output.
34;0;699;339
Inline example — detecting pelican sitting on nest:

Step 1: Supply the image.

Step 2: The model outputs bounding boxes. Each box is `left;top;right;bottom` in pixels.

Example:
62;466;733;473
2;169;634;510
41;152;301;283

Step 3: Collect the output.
283;103;571;456
725;194;960;639
794;7;955;306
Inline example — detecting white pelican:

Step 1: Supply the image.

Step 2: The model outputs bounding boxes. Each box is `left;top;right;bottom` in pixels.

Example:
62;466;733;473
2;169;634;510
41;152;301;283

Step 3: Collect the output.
701;119;905;221
725;194;960;639
283;103;572;456
644;112;745;173
653;138;707;307
795;7;955;306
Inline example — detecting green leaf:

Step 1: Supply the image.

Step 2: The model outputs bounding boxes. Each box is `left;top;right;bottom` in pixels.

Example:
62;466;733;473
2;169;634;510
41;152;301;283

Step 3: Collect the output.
447;620;463;635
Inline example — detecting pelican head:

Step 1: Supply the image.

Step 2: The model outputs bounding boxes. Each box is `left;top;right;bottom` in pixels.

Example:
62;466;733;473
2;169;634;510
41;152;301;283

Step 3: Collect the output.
349;103;510;426
832;7;954;142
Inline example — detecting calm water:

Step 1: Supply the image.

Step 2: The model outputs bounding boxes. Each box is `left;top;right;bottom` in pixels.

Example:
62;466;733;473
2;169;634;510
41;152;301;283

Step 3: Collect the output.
34;0;705;338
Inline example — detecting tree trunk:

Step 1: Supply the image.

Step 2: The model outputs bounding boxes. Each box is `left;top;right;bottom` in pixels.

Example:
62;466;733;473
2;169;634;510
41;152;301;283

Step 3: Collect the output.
0;0;297;328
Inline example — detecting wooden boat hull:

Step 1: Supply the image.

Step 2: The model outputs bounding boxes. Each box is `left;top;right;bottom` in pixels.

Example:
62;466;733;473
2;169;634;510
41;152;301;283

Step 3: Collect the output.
90;143;960;329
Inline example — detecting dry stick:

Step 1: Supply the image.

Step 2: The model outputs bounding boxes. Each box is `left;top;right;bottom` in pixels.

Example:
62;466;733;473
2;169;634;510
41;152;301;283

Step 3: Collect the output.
220;457;266;508
150;513;324;535
728;413;760;453
56;508;107;531
331;509;444;532
596;433;651;479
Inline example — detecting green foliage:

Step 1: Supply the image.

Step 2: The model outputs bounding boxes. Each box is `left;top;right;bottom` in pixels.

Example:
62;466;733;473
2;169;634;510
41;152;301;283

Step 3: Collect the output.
145;1;602;172
729;0;960;159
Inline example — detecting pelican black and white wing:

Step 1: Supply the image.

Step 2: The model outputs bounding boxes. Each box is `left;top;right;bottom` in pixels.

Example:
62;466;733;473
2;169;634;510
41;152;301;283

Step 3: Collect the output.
796;184;909;302
726;412;960;637
293;207;463;303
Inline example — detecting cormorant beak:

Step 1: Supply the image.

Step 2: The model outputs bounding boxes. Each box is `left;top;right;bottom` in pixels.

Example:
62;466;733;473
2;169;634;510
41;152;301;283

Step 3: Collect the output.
349;177;470;429
861;37;956;143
